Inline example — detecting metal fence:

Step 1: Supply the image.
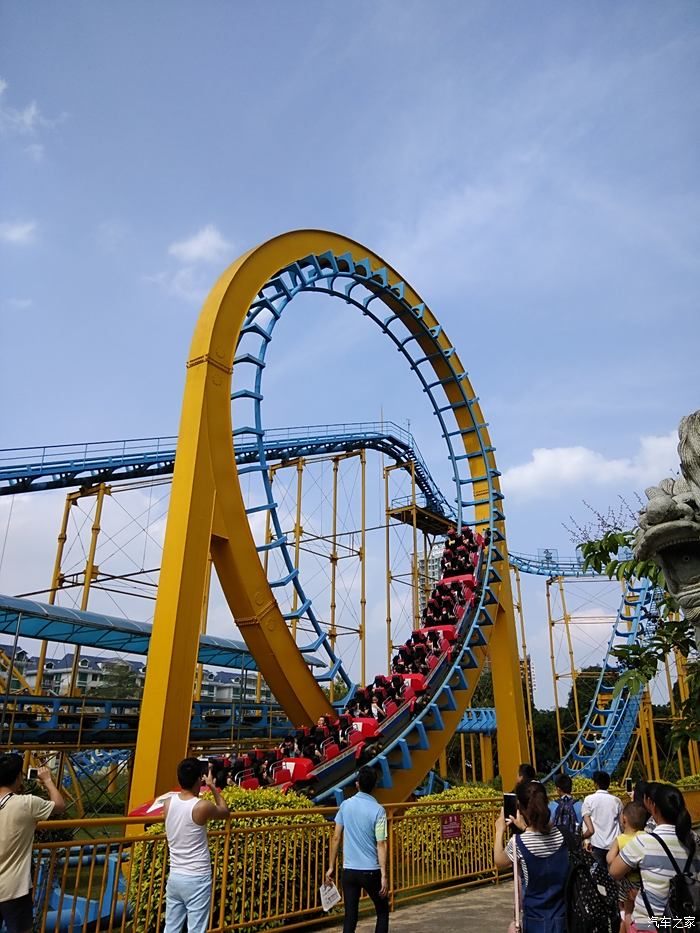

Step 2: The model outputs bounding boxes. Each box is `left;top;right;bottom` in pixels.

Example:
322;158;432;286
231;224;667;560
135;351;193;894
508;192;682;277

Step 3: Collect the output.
32;799;506;932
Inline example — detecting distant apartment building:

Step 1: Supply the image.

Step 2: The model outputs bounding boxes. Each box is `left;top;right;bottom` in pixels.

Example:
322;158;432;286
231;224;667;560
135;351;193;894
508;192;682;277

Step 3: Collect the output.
14;650;272;704
417;550;442;614
23;653;146;695
0;644;32;692
520;654;536;706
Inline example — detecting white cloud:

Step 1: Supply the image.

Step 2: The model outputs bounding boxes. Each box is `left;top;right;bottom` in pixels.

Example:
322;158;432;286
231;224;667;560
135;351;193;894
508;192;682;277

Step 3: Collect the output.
0;221;37;245
148;225;234;304
0;94;52;135
144;267;210;304
0;78;65;163
168;225;232;264
502;431;678;500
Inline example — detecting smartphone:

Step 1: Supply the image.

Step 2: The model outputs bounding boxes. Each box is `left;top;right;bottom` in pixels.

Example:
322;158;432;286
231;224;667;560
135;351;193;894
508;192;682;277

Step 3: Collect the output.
625;777;633;794
27;767;40;781
503;793;517;820
198;757;210;776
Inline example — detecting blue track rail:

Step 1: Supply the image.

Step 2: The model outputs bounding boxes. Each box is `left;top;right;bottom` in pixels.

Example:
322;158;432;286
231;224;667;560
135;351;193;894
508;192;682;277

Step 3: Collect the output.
228;250;505;801
546;578;657;779
0;694;292;748
1;435;649;785
0;423;450;517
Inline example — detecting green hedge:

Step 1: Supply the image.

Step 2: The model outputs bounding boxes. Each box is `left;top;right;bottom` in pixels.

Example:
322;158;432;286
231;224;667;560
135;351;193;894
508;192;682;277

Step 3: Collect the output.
406;783;499;813
677;774;700;792
128;787;328;932
395;784;498;877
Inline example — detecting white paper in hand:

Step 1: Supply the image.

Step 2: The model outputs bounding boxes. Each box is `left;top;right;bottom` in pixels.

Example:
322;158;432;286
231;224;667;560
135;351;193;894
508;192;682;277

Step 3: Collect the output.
320;881;341;912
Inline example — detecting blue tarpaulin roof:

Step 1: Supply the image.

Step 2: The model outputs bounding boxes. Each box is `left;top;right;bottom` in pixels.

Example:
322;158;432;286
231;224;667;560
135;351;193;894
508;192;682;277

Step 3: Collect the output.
0;594;322;672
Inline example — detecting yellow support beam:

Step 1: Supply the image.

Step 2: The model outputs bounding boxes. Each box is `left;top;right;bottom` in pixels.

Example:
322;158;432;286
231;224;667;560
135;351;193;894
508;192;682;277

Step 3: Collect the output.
513;566;537;769
359;449;367;688
130;230;528;809
479;734;494;782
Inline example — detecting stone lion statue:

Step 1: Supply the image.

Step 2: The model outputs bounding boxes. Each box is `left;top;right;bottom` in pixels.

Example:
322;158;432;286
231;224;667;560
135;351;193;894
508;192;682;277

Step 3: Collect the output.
635;410;700;642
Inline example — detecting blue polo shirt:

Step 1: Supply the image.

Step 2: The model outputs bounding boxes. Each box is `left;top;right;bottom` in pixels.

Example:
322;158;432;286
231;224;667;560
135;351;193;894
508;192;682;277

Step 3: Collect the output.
335;792;387;870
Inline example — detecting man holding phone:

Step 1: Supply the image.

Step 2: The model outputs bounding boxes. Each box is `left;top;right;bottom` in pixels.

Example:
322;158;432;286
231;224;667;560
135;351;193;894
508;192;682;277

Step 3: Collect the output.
0;754;65;933
163;757;229;933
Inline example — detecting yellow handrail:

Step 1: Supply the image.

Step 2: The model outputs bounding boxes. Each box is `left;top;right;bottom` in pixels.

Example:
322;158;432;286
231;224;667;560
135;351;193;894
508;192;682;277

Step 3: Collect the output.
32;798;507;932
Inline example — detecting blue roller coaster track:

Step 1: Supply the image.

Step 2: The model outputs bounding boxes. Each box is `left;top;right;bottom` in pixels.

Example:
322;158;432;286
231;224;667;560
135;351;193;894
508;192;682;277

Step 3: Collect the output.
548;578;657;778
0;423;650;789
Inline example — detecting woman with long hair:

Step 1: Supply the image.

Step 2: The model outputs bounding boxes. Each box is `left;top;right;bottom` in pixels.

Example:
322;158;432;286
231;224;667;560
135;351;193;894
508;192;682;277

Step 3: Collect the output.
494;781;569;932
610;783;700;931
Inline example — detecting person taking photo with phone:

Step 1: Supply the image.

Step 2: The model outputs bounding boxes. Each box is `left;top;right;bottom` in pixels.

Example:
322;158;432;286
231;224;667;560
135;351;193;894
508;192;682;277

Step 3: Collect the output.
494;781;569;933
0;754;65;933
163;757;230;933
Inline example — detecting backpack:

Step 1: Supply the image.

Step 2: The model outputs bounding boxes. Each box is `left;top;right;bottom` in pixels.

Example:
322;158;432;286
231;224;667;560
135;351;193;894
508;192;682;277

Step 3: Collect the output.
639;832;700;923
553;796;579;837
564;834;621;933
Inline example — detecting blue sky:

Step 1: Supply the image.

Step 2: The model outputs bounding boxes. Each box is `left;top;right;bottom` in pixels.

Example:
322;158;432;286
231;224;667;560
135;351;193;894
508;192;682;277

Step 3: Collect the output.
1;1;698;706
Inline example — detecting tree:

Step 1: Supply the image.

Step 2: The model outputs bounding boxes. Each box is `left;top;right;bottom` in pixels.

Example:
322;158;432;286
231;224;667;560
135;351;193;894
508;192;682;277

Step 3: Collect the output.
470;668;494;707
87;663;142;700
531;709;561;775
578;526;699;747
559;665;616;735
322;676;349;703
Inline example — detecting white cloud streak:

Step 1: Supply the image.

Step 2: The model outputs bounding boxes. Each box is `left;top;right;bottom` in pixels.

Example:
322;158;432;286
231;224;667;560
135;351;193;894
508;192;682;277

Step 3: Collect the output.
148;225;234;304
502;431;678;500
168;225;232;264
0;78;59;136
0;221;38;245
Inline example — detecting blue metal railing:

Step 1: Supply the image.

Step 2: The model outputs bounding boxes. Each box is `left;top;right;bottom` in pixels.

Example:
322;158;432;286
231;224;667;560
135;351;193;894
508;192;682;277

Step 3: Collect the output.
0;422;451;517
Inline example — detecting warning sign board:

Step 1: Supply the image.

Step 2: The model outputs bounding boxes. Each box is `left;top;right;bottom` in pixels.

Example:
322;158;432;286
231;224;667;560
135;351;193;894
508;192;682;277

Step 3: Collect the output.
440;813;462;839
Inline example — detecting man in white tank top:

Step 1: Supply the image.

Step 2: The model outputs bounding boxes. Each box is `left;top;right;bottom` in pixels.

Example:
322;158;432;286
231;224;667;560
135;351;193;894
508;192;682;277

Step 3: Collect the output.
163;758;229;933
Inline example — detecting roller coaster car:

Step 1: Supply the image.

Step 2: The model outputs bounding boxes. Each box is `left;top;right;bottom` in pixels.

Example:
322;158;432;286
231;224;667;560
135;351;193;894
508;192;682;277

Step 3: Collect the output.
350;717;380;737
236;768;260;790
438;573;475;590
280;757;315;781
422;624;457;642
271;763;293;785
402;674;427;693
322;739;341;761
128;789;180;817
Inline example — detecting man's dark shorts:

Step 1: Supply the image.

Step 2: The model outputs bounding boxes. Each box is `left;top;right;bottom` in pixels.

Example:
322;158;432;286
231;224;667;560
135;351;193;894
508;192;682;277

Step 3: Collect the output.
0;892;33;933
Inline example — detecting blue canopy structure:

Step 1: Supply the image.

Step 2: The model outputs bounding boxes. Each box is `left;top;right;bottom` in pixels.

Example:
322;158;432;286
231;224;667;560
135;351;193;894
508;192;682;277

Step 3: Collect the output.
0;594;322;672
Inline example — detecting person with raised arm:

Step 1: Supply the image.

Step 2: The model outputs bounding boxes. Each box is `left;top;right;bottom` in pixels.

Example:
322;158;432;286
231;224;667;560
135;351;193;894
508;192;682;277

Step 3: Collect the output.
163;757;230;933
0;754;65;933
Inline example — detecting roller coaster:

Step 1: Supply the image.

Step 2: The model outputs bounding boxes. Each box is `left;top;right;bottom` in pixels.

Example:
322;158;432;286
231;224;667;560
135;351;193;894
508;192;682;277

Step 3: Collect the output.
1;423;653;786
0;230;685;813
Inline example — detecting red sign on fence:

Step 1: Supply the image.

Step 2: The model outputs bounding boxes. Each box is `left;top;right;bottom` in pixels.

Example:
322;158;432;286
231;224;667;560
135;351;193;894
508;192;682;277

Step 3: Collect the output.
440;813;462;839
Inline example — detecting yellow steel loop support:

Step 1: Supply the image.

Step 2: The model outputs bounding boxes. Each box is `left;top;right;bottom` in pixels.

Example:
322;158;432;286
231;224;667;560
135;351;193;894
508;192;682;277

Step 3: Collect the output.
129;230;528;811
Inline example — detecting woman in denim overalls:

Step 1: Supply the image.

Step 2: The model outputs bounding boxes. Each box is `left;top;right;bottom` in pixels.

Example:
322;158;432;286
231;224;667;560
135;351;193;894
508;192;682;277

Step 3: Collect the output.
495;781;569;933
